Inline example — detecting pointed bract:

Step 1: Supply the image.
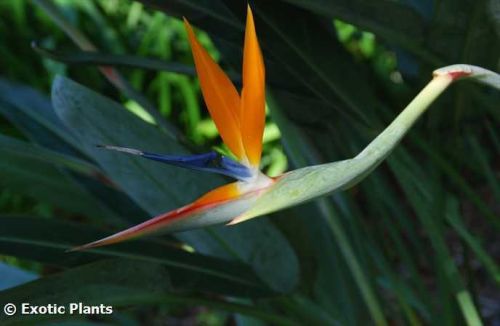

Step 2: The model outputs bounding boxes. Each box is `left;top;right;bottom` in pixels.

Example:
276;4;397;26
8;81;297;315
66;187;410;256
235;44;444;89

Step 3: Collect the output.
71;182;244;251
184;18;245;160
241;6;266;167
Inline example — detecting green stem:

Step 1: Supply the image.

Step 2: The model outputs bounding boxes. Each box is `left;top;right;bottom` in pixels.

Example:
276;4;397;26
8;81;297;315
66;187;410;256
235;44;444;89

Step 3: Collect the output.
356;74;453;164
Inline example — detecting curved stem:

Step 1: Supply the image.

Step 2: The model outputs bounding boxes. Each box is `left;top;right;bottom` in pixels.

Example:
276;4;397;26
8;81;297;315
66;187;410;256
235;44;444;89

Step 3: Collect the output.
356;74;452;165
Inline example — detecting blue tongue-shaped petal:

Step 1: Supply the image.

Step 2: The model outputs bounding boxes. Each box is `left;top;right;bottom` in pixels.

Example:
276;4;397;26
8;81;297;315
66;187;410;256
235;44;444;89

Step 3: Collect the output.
98;145;253;181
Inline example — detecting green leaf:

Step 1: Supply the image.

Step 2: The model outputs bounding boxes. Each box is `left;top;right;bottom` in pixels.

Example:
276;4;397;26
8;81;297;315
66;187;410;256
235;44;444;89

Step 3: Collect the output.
0;79;154;226
0;258;285;325
0;78;82;155
0;134;99;177
138;0;241;30
51;76;299;293
279;0;439;64
32;43;198;77
428;0;498;67
52;76;220;214
388;151;484;325
0;145;117;220
0;215;270;298
489;0;500;38
445;198;500;285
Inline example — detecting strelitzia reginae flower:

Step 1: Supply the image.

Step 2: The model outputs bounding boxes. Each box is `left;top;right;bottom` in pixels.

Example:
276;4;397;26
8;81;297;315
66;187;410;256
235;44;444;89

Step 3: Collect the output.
72;6;500;251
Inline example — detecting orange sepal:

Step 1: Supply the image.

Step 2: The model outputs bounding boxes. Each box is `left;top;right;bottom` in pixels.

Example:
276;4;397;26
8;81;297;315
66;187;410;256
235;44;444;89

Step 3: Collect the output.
240;6;266;167
184;19;245;160
191;182;240;206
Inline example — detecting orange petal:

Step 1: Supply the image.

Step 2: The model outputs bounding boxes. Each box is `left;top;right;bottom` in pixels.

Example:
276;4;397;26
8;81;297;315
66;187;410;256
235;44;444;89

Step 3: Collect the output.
70;182;242;251
184;19;245;159
192;181;240;206
240;6;266;167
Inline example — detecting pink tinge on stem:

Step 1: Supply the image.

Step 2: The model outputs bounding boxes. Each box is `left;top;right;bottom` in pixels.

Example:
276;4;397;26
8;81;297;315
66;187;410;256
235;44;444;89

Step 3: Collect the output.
433;64;474;81
448;71;472;80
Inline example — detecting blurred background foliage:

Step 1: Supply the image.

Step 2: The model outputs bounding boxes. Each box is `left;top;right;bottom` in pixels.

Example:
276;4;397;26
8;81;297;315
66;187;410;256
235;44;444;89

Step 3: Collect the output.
0;0;499;325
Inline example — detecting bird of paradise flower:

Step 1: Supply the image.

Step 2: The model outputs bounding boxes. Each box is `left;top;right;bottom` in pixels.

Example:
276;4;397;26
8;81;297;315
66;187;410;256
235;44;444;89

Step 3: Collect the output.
72;6;500;251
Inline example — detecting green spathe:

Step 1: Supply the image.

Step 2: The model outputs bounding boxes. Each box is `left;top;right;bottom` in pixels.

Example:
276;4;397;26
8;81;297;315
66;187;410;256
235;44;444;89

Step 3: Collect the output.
232;65;500;223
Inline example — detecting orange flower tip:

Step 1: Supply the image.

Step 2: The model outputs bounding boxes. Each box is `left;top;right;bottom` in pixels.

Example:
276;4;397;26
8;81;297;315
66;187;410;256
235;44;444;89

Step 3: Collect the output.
183;18;193;34
240;2;265;167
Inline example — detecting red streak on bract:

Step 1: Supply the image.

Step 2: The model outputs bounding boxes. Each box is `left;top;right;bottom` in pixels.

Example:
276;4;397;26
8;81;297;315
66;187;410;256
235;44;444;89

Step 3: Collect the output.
69;201;221;251
130;177;282;236
71;179;277;251
70;183;241;251
130;183;241;234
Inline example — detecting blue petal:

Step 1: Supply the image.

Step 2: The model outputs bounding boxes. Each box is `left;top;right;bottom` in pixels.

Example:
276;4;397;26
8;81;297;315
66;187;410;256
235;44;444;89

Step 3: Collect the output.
98;145;252;180
142;151;253;180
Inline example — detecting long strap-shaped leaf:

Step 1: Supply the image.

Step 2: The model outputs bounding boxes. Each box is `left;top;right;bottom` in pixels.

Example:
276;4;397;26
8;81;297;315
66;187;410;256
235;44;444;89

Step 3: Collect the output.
231;65;500;224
